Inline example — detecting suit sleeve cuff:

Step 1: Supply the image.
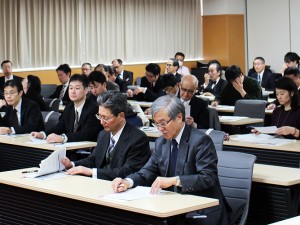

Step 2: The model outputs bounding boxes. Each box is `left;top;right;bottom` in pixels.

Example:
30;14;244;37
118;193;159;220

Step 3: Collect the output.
92;168;97;179
125;178;134;188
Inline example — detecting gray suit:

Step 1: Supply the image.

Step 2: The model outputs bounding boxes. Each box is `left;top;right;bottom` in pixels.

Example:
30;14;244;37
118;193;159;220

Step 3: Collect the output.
128;125;229;225
74;123;151;181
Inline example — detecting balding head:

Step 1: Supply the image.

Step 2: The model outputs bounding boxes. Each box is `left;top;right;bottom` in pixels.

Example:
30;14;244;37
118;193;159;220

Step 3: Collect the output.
180;75;198;101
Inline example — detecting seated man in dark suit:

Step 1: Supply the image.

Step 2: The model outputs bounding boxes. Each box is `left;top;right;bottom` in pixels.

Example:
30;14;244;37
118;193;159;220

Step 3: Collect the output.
180;75;209;129
127;63;165;102
0;80;44;134
247;57;276;90
112;59;133;85
112;95;230;225
216;65;262;106
61;91;151;180
166;58;183;83
48;64;71;105
32;74;102;143
107;66;128;93
201;61;227;98
0;60;23;92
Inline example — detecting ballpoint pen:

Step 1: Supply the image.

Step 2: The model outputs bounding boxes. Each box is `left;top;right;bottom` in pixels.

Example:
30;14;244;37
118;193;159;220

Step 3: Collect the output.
22;170;38;174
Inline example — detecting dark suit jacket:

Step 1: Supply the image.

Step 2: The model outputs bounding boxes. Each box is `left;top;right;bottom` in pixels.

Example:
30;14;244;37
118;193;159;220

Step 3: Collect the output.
0;75;23;92
248;69;276;90
115;77;128;93
134;75;165;102
190;95;210;129
46;97;102;142
175;73;182;83
128;125;229;225
0;98;44;134
49;84;71;105
74;123;151;180
23;91;47;111
121;70;133;86
203;78;227;99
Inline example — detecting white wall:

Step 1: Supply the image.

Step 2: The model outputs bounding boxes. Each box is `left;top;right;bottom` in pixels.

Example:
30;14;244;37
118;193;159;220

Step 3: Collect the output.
202;0;245;15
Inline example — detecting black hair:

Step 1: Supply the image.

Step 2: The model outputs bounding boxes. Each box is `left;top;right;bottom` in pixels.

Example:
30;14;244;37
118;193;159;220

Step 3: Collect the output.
275;77;299;109
27;75;42;94
97;90;128;116
284;67;300;77
56;64;71;76
225;65;243;82
88;71;107;85
4;80;23;93
1;60;12;67
145;63;161;77
161;74;178;89
69;74;89;88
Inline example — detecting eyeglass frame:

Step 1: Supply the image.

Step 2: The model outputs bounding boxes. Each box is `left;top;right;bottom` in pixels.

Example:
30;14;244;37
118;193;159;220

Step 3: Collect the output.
152;117;173;128
95;113;115;122
180;85;195;95
4;91;18;96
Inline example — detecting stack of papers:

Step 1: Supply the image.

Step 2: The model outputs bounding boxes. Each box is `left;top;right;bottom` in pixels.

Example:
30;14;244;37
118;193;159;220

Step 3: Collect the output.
219;116;248;122
253;126;277;134
140;126;159;133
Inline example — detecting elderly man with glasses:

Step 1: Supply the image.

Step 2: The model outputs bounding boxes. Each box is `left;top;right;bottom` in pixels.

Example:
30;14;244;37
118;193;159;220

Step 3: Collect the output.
61;91;151;181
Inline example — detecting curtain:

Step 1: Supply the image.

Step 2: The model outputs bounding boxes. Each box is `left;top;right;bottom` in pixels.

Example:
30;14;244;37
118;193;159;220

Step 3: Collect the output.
0;0;202;69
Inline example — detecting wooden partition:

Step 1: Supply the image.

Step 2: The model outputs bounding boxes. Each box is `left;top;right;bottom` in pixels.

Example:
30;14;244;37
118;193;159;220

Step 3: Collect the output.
10;61;197;85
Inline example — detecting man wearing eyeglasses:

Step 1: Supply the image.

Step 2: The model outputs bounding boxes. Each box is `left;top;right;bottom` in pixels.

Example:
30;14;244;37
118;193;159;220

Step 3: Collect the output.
112;95;230;225
61;91;151;181
0;60;23;92
112;59;133;86
31;74;101;143
179;75;209;129
166;58;183;83
0;80;44;134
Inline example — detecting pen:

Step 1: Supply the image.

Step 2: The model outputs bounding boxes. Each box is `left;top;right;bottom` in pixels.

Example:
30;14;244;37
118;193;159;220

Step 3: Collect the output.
22;170;38;174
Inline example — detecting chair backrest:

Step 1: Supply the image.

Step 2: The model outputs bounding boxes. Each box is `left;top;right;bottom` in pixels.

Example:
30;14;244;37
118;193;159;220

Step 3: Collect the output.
41;111;61;130
200;129;225;151
234;99;267;119
217;151;256;225
208;107;221;131
135;77;142;86
41;84;57;98
44;98;61;112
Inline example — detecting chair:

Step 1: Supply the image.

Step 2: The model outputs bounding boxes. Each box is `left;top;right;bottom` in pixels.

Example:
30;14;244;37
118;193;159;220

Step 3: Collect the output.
44;98;61;112
200;129;225;151
135;77;142;86
41;111;61;130
208;107;221;131
217;151;256;225
41;84;57;98
234;99;267;127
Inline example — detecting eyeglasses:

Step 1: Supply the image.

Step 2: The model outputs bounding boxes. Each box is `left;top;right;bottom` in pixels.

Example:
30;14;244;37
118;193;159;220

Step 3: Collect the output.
4;92;17;96
166;64;173;67
95;114;115;122
152;118;172;128
180;87;195;95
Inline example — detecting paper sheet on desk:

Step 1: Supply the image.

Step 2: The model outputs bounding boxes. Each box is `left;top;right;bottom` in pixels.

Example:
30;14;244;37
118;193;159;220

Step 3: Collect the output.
219;116;248;122
24;147;66;178
253;126;277;134
101;186;167;201
231;133;295;146
140;126;159;133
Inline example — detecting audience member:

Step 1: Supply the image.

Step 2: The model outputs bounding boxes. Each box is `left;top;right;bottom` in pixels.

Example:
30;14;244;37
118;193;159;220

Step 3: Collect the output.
107;65;127;92
94;64;120;91
31;74;102;143
253;77;300;139
61;91;151;180
0;60;22;92
216;65;262;106
22;75;47;111
166;58;182;82
112;95;230;225
248;57;276;90
201;60;227;98
127;63;164;102
112;59;133;85
81;62;92;77
161;74;180;96
0;80;44;134
174;52;190;75
49;64;71;105
281;52;300;74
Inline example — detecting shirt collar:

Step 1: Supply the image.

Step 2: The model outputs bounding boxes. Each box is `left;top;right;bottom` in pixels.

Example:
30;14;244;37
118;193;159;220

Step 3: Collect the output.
174;124;185;146
74;100;85;115
5;74;13;82
111;122;126;144
14;98;22;112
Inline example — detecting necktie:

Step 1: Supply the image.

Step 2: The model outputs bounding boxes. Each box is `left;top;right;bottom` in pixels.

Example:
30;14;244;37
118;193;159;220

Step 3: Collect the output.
211;80;217;85
73;110;79;132
59;85;65;100
168;139;179;177
257;74;261;85
106;137;116;165
12;108;19;128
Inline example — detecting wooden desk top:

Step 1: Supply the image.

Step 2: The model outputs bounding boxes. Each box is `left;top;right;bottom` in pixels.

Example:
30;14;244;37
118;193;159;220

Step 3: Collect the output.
219;116;264;125
253;164;300;186
210;105;273;115
0;168;219;218
0;135;96;151
224;136;300;152
127;100;153;108
269;216;300;224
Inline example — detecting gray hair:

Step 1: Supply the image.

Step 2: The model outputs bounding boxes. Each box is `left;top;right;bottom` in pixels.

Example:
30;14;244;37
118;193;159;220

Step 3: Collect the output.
97;91;128;116
150;95;185;121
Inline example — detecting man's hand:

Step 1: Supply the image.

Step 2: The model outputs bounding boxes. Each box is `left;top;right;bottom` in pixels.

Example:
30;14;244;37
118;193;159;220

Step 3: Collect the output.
276;126;294;136
150;177;176;194
232;78;246;97
61;157;72;169
133;87;146;95
31;131;44;139
0;127;11;135
66;166;93;176
46;133;63;143
112;177;130;193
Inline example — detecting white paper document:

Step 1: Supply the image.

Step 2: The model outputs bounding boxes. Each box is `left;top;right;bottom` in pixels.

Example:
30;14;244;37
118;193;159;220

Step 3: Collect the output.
231;133;295;146
219;116;248;122
253;126;277;134
24;147;66;178
140;126;159;133
101;186;167;201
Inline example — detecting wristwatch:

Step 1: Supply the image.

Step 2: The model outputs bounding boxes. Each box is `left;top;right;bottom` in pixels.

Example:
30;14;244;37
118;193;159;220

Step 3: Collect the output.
175;176;181;186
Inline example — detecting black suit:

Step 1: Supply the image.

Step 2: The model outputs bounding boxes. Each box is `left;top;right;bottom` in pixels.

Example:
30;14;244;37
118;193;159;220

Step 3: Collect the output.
203;79;227;99
74;123;151;180
49;84;71;105
134;75;165;102
115;77;128;93
46;98;102;142
0;98;44;134
175;73;182;83
189;95;210;129
120;70;133;86
248;69;276;90
0;75;23;92
128;125;230;225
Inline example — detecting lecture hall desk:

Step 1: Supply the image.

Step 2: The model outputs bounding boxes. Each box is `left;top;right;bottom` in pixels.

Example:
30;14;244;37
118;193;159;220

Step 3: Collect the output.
0;134;96;172
0;168;218;225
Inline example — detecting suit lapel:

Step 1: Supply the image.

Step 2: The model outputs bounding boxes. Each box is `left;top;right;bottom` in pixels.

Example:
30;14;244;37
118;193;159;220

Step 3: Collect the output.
98;132;110;166
77;99;89;129
161;140;171;176
176;125;190;176
68;104;76;132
